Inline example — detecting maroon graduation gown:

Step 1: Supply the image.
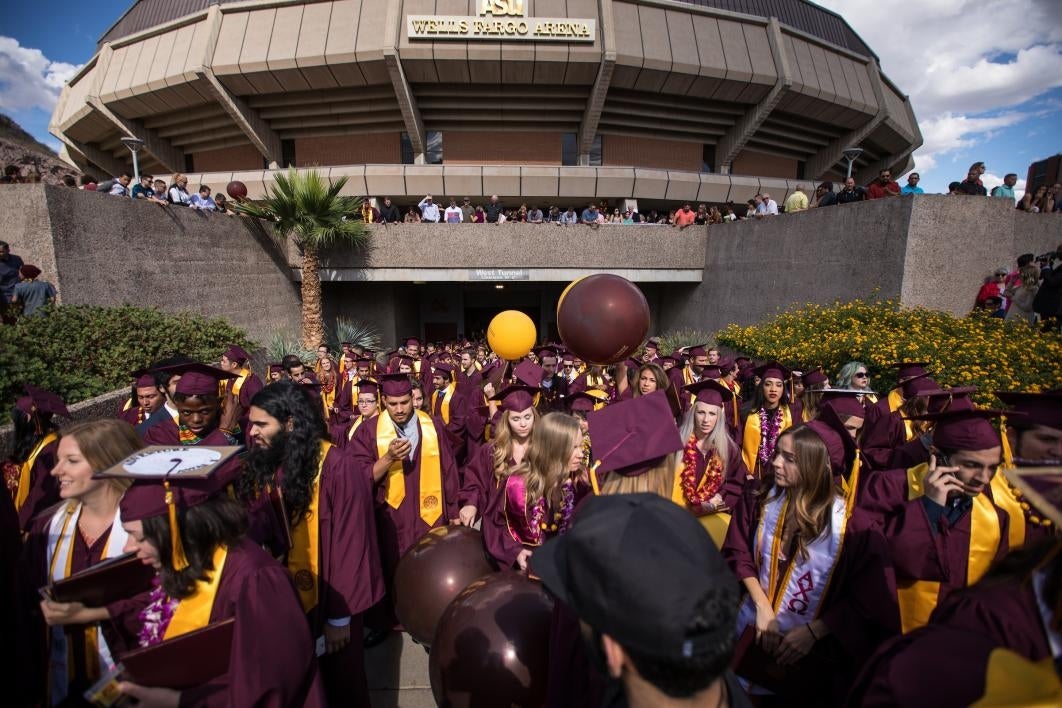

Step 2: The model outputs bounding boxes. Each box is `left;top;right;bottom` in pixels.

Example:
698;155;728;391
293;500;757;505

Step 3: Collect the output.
457;442;510;512
860;409;910;470
684;439;750;511
348;413;460;578
0;486;19;692
16;437;59;532
722;498;900;695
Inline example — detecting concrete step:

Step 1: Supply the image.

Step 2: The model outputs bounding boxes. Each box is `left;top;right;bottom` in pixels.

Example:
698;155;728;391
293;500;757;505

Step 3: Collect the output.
365;631;433;706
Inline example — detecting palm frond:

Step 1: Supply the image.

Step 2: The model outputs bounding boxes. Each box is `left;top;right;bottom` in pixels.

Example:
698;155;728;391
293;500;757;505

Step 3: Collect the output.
265;329;316;365
658;329;715;354
330;317;382;352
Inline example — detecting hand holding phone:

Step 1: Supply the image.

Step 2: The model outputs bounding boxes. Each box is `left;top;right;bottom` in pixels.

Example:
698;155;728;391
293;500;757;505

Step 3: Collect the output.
925;453;963;505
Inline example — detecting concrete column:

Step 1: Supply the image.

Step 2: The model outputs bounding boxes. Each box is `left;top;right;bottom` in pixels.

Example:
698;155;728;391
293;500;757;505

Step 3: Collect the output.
384;0;426;163
87;98;185;174
577;0;616;163
804;61;889;179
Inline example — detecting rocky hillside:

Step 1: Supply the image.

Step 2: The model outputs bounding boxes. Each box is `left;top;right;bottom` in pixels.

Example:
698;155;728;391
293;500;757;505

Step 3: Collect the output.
0;114;80;185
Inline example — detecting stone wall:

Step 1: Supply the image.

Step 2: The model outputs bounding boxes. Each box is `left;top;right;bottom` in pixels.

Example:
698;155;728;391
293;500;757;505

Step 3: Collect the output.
2;184;301;344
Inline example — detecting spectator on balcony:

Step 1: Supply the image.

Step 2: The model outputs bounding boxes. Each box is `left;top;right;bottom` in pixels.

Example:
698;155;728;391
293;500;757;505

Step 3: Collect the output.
214;193;235;215
444;198;464;223
378;196;401;223
472;206;486;223
360;200;380;223
1050;183;1062;212
79;175;97;191
761;192;780;215
901;173;924;195
108;173;131;197
948;181;964;195
61;175;76;187
990;173;1018;202
12;265;56;317
607;207;622;223
622;208;636;224
528;205;544;223
974;267;1010;315
516;204;529;222
783;185;809;212
418;194;441;223
459;197;474;222
148;179;168;205
581;202;601;226
693;204;709;225
866;169;901;199
1;165;21;183
560;206;578;225
723;203;738;222
956;168;988;196
708;206;723;224
404;206;421;223
836;177;868;205
545;206;561;223
0;241;25;318
673;203;697;229
1017;185;1047;212
167;174;192;205
485;194;505;223
190;185;216;210
1004;262;1040;325
130;173;154;200
811;181;837;207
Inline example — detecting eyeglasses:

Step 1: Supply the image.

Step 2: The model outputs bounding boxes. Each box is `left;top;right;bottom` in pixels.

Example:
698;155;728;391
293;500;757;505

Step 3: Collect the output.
358;398;377;405
854;372;869;378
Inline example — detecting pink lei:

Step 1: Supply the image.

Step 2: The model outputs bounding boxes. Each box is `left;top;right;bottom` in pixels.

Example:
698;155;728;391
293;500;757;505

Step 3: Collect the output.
137;577;178;647
757;407;783;468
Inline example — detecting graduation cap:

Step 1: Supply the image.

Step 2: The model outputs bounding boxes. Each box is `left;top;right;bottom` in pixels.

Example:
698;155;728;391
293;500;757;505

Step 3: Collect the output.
698;365;723;381
684;379;735;408
130;368;157;389
340;341;354;347
432;362;455;381
222;344;250;364
172;364;238;398
356;380;380;398
405;337;421;347
490;384;539;413
645;337;661;350
819;389;873;419
802;367;829;387
379;373;413;397
716;355;736;372
514;359;545;387
1002;465;1062;528
569;390;609;413
16;385;70;418
901;372;938;399
908;409;1010;451
735;356;752;368
686;343;710;357
923;386;977;414
805;408;858;478
753;361;790;382
587;391;683;476
268;362;284;374
658;355;679;369
889;361;931;382
996;391;1062;431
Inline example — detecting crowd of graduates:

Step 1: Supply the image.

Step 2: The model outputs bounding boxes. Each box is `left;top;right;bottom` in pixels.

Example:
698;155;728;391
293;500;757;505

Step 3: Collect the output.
4;334;1061;707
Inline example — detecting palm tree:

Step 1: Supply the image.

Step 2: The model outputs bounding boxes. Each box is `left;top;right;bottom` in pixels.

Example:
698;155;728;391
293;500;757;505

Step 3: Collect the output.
235;169;366;348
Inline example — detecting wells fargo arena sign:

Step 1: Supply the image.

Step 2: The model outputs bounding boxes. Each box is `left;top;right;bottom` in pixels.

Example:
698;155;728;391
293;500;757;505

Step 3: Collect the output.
407;0;596;42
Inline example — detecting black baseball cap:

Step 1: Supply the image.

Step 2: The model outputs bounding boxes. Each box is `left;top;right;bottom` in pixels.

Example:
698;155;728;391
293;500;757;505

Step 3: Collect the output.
530;493;737;661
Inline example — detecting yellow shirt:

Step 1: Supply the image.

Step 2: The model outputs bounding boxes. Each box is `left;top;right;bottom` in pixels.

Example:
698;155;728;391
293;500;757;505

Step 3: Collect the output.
784;190;809;212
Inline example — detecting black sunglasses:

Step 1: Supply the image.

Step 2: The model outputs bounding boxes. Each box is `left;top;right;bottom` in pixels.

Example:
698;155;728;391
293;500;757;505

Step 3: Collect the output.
854;372;869;378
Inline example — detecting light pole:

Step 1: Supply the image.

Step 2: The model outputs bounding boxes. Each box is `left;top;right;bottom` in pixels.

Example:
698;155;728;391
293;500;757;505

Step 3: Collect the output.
842;147;863;180
120;137;145;196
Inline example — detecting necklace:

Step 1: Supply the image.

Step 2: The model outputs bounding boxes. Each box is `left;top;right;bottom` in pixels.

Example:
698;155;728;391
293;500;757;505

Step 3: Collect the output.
758;408;783;468
680;435;724;506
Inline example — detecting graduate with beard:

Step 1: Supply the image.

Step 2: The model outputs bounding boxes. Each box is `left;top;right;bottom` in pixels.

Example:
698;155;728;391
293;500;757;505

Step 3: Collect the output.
240;381;383;707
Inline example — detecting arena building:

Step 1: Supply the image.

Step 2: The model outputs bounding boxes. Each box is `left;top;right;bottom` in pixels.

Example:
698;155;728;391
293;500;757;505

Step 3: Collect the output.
47;0;923;340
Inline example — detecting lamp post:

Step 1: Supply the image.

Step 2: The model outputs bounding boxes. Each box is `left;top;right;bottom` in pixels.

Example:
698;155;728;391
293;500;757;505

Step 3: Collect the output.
120;137;145;196
842;147;863;180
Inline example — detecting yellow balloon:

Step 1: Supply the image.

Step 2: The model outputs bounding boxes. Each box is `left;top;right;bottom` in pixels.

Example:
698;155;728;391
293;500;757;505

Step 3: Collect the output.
487;310;537;361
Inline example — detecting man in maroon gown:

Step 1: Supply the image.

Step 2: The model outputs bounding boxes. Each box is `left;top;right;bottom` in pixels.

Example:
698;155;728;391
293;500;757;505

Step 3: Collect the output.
11;386;68;531
860;372;937;470
141;363;241;451
217;344;264;436
118;372;166;427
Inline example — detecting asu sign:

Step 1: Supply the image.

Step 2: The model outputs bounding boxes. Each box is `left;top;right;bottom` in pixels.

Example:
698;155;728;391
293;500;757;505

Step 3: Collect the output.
408;0;596;42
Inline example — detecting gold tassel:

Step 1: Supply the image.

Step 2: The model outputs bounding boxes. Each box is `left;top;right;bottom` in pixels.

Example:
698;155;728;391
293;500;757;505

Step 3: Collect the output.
1000;415;1014;468
165;480;189;571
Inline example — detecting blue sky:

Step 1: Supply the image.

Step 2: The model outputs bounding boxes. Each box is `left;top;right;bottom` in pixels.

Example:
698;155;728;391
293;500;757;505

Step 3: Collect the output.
1;0;1059;197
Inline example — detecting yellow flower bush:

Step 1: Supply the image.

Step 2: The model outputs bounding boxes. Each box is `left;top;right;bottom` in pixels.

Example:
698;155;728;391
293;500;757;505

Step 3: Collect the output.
716;299;1062;407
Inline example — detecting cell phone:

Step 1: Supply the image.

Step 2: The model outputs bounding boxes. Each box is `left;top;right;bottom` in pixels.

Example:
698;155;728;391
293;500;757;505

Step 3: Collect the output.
935;452;952;469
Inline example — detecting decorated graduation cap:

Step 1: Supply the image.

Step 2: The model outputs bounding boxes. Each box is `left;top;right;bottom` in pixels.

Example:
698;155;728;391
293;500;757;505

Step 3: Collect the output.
379;373;413;397
490;384;539;413
513;359;545;387
753;361;790;382
16;385;70;418
222;344;250;364
588;392;683;477
889;361;931;382
996;391;1062;432
819;388;873;419
569;390;609;413
802;367;829;387
684;379;734;407
909;409;1009;451
901;372;938;398
173;363;238;398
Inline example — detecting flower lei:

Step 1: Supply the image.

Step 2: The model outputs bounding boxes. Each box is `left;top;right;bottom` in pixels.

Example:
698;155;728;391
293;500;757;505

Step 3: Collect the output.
137;577;177;648
680;435;724;507
529;479;576;544
757;407;783;468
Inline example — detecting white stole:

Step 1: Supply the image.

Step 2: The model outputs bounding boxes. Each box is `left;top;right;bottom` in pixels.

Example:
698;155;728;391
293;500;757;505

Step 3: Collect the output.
46;502;128;704
737;493;848;636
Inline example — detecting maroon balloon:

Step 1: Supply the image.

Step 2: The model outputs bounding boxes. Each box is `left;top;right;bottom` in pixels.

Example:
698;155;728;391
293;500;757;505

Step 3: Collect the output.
393;525;494;646
557;274;651;364
226;180;247;200
429;572;554;708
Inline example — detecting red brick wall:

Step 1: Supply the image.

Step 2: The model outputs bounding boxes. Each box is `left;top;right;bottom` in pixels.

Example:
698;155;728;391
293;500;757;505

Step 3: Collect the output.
601;135;702;171
731;149;798;179
294;133;402;166
192;144;262;172
444;132;561;165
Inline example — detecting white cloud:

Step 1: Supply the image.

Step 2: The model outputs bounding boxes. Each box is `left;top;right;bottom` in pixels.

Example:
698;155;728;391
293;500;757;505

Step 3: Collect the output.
0;36;80;113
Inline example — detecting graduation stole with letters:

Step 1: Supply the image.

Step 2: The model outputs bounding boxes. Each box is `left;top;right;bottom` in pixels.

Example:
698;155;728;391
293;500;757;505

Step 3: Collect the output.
15;432;59;511
431;383;457;423
47;502;127;689
164;545;229;640
377;410;443;526
740;406;792;476
895;462;1002;633
738;493;848;635
287;440;331;614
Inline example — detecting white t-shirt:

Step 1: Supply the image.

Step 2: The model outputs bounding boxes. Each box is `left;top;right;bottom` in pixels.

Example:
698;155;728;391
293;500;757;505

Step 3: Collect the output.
444;206;463;223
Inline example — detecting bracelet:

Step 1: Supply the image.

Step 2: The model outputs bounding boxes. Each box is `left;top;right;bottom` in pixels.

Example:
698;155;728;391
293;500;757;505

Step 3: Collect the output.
806;623;818;641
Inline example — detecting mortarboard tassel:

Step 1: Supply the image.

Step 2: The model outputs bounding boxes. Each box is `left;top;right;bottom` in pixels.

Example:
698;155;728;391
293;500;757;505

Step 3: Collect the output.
1000;415;1014;468
164;480;189;571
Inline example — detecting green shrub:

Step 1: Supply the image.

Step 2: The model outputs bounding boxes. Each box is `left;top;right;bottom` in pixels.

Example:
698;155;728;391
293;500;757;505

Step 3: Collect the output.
715;299;1062;407
657;328;715;355
0;304;255;421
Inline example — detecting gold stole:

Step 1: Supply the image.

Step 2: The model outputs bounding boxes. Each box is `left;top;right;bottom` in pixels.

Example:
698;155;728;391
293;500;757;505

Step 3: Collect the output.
887;388;903;413
740;407;792;476
896;463;1002;633
347;415;365;441
15;432;59;511
288;441;331;614
230;367;252;398
669;450;731;548
164;545;229;639
377;410;443;526
431;383;456;423
994;420;1027;549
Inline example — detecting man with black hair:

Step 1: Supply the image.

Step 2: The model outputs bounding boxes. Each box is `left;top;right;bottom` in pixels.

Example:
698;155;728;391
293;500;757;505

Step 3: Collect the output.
243;380;383;707
142;363;241;447
531;493;750;708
